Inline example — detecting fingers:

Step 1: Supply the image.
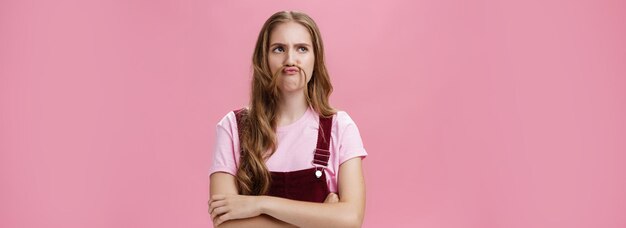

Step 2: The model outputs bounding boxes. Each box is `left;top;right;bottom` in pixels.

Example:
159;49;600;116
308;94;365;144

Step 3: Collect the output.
209;194;263;226
209;200;227;214
208;195;228;220
214;213;231;227
329;193;339;203
324;192;339;203
210;206;229;221
208;194;227;213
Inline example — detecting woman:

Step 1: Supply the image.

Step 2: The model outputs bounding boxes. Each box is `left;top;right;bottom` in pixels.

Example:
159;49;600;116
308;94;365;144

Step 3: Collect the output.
208;11;367;228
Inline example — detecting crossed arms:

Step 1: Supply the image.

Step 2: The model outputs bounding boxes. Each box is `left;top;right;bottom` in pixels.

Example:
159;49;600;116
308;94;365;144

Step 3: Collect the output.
208;157;365;228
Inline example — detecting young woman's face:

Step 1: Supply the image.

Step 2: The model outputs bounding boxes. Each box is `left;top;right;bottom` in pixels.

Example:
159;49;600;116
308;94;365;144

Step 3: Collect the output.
268;22;315;94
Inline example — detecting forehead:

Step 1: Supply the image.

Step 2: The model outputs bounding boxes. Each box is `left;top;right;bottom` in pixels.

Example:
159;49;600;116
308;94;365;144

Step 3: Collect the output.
269;22;312;45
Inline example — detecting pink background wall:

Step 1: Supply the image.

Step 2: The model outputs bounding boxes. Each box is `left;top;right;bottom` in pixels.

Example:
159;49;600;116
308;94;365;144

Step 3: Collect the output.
1;0;625;227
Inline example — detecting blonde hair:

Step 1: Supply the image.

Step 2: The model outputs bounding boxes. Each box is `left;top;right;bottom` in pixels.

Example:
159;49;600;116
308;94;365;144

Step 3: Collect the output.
236;11;336;195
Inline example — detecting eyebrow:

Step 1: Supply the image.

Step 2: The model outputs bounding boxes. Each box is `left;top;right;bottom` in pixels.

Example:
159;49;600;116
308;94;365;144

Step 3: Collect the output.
269;42;312;48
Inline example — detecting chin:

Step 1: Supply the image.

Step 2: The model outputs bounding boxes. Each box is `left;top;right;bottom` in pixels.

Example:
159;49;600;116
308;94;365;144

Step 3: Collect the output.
280;79;306;90
279;86;306;94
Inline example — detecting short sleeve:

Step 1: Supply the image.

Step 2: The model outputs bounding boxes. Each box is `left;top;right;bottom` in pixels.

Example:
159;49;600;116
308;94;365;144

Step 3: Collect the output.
208;112;240;176
336;112;368;165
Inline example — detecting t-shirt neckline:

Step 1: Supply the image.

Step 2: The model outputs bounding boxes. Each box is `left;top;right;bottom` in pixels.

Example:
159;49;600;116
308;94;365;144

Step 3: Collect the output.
277;106;314;132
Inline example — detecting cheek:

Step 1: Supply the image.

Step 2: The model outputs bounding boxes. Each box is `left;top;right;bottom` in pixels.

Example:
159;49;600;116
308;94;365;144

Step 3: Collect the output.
268;56;282;74
306;57;315;78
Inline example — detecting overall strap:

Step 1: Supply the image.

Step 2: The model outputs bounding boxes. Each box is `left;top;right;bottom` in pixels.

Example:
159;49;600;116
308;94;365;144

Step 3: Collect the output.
233;108;247;151
313;115;333;167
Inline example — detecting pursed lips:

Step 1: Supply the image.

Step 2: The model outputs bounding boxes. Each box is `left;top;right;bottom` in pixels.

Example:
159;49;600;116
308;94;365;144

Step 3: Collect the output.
283;67;300;75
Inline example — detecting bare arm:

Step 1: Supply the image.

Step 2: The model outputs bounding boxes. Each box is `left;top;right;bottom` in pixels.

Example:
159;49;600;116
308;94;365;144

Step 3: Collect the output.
260;157;366;228
210;157;365;228
209;172;297;228
209;158;365;227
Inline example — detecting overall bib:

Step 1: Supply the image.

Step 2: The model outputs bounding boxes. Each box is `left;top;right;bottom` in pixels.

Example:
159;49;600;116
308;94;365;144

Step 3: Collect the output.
234;108;332;203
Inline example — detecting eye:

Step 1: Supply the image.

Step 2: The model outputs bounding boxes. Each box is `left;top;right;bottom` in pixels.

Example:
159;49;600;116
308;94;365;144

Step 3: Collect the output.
298;47;308;52
272;46;284;53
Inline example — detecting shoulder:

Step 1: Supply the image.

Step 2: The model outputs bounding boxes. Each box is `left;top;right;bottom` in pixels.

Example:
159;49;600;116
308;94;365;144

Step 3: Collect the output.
216;108;247;133
331;109;368;161
332;110;360;132
216;110;235;127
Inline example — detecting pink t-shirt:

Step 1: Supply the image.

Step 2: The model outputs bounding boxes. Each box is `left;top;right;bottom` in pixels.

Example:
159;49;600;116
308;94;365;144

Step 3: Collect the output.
208;106;367;193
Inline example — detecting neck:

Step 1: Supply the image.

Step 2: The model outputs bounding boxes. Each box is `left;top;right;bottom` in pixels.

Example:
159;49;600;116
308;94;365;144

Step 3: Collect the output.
277;90;308;127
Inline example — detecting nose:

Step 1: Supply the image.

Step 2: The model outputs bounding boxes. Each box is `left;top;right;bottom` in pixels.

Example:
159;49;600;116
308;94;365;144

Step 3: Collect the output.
284;49;297;66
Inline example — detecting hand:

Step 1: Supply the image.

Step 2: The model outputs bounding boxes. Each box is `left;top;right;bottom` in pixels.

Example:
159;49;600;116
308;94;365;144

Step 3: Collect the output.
208;194;262;226
324;192;339;203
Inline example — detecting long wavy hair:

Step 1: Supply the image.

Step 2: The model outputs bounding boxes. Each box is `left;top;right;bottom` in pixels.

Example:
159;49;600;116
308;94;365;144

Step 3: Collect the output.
236;11;337;195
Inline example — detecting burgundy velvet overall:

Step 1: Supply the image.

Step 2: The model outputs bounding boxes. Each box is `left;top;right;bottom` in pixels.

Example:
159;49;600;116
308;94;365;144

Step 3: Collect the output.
234;108;332;203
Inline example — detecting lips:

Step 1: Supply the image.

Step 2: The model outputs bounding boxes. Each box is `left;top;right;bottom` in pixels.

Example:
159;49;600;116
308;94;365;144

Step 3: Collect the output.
283;67;300;75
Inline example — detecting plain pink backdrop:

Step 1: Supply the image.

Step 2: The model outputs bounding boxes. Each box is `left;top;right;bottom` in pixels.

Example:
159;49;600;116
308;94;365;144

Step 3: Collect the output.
1;0;625;227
